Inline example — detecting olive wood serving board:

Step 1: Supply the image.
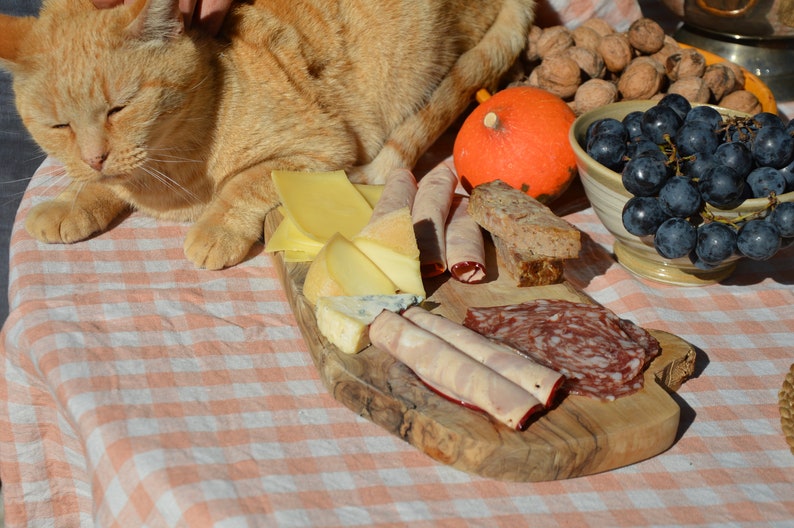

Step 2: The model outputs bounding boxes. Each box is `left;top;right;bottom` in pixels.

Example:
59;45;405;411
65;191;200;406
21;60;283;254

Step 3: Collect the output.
265;213;696;481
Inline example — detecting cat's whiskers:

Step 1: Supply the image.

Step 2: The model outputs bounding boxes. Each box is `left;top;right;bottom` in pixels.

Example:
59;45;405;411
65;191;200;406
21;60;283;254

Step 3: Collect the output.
138;163;203;205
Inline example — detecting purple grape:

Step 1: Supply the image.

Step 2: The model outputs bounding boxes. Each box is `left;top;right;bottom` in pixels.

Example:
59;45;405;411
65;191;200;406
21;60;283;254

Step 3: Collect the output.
713;141;753;178
658;93;691;121
658;176;702;218
768;202;794;237
675;121;720;158
698;164;745;208
587;133;627;172
622;196;669;236
622;153;670;197
737;219;781;260
746;166;786;198
622;111;645;142
654;217;697;259
695;222;737;265
685;105;722;131
641;105;682;145
752;126;794;168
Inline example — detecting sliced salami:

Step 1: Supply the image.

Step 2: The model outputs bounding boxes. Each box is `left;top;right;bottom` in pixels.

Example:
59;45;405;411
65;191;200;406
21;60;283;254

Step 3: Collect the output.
463;299;660;400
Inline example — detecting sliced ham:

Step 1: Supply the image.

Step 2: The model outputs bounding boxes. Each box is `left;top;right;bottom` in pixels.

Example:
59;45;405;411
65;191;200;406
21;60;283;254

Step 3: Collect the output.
369;310;543;430
412;162;458;278
370;168;418;222
444;195;486;284
401;307;563;407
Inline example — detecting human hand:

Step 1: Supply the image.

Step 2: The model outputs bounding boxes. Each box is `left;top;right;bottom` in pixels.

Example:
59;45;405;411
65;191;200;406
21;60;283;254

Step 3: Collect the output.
92;0;233;35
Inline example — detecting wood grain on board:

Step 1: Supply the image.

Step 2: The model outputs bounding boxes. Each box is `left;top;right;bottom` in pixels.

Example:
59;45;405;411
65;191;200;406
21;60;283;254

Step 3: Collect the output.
265;212;696;482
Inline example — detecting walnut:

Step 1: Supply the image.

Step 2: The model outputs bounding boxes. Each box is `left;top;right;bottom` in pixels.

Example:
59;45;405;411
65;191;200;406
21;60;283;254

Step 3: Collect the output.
719;90;762;114
702;63;737;101
534;55;581;99
722;60;746;89
630;55;665;76
597;33;634;73
665;49;707;81
627;18;666;54
650;35;681;64
574;79;618;115
526;25;544;62
536;26;574;59
618;60;664;100
667;76;710;103
571;25;601;53
564;46;606;80
581;18;614;37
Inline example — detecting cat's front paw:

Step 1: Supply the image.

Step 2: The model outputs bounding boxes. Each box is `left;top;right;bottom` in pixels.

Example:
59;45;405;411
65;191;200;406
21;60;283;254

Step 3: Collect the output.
25;200;105;244
184;223;260;270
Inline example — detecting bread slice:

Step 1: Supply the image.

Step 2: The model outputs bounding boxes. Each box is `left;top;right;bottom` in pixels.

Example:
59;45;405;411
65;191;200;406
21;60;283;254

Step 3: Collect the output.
468;180;580;259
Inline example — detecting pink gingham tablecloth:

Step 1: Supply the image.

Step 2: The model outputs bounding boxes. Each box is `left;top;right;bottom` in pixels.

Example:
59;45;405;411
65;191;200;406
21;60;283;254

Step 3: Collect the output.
2;155;793;528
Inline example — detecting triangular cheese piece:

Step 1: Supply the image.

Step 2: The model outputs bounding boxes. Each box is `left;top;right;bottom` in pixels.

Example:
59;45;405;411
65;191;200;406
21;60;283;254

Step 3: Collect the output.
353;207;425;297
315;294;422;354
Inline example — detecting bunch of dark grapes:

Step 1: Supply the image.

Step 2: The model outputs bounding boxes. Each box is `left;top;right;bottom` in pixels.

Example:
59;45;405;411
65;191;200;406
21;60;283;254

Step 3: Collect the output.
586;94;794;269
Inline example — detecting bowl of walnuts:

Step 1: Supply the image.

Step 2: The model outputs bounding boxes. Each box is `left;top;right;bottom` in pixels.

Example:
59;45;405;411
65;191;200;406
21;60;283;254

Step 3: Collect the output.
569;96;794;286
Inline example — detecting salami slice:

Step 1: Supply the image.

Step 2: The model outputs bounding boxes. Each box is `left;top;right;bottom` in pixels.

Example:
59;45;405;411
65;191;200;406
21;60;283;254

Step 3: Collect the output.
463;299;661;400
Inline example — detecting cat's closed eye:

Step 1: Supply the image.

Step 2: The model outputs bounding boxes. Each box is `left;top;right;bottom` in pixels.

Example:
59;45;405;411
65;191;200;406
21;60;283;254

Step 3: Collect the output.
52;123;70;130
107;106;125;117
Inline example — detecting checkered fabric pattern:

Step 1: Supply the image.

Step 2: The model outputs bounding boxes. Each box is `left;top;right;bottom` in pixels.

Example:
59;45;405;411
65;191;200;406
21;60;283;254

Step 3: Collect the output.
2;152;793;527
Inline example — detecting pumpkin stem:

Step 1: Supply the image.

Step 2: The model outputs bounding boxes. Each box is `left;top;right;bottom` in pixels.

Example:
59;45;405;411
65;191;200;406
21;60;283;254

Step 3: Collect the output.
483;111;500;130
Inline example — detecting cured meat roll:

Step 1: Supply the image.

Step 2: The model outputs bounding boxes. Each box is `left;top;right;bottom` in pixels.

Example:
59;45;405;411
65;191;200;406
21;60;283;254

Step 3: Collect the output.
402;307;564;407
444;195;486;284
463;299;661;400
412;162;458;278
369;310;544;430
370;168;418;222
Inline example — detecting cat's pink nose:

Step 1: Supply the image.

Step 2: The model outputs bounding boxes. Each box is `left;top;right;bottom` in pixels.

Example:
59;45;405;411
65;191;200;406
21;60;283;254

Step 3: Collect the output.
85;153;108;171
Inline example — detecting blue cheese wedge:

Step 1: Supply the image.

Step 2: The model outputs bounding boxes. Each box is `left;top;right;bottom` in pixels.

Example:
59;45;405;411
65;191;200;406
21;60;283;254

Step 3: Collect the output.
315;294;423;354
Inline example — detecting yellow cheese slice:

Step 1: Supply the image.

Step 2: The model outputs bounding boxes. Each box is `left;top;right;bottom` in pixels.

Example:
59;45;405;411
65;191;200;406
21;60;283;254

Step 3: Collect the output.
282;250;313;262
303;233;397;305
264;215;324;257
353;183;385;209
272;170;373;242
353;207;425;298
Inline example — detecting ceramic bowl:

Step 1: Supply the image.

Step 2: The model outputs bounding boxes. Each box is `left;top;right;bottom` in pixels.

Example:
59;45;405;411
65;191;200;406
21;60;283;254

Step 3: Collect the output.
569;100;794;286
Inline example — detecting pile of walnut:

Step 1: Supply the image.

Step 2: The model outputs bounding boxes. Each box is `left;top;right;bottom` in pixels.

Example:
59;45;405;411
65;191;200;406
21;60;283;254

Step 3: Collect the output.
512;17;763;116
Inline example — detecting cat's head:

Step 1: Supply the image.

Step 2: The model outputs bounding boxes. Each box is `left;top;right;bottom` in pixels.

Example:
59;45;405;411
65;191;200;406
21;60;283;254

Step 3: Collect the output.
0;0;214;183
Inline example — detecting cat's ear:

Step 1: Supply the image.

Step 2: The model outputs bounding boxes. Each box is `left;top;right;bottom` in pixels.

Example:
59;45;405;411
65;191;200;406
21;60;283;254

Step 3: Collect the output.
0;15;36;73
124;0;184;42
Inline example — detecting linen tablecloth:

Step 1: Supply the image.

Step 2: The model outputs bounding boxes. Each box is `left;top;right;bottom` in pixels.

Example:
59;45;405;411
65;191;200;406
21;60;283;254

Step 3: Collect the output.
1;153;793;527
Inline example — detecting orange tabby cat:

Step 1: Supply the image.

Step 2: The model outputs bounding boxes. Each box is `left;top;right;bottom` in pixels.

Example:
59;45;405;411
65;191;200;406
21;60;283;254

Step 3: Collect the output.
0;0;534;269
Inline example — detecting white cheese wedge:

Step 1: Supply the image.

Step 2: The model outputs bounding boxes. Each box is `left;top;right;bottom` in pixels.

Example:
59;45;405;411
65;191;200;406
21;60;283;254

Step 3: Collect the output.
352;206;426;298
303;233;397;305
272;170;373;242
315;294;422;354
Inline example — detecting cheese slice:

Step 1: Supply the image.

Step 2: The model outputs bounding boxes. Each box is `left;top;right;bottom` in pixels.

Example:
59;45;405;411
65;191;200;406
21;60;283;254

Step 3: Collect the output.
353;183;385;209
352;207;425;298
264;214;323;257
303;233;397;305
315;294;422;354
272;170;373;242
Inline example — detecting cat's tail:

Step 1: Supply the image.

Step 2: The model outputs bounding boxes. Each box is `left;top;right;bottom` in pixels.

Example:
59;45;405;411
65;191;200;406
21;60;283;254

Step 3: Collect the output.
352;0;535;184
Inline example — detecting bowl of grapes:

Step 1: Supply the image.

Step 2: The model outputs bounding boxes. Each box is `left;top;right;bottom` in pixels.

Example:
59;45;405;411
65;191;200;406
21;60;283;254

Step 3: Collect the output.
570;97;794;286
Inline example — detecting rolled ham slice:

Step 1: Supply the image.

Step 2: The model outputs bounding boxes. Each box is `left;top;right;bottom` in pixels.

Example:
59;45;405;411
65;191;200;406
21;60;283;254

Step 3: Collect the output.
444;195;486;284
412;162;458;278
370;168;418;222
369;310;543;430
401;307;564;407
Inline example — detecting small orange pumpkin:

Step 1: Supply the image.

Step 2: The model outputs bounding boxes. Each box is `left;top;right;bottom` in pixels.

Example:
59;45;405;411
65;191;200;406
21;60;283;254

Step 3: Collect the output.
453;86;578;203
